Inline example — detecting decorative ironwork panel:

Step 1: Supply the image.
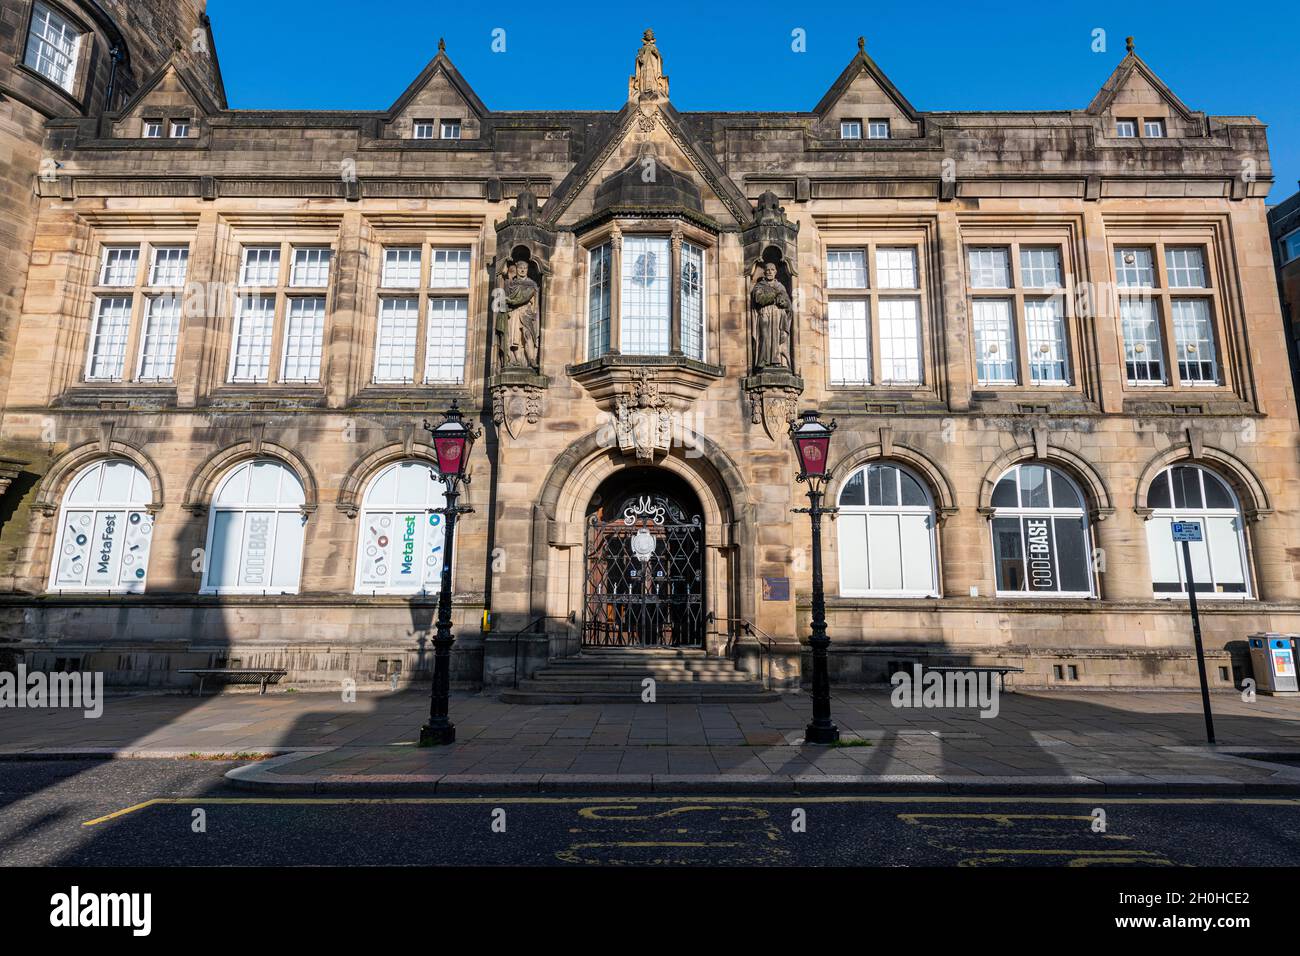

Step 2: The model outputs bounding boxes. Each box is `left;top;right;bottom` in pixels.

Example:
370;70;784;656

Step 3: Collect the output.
583;493;704;647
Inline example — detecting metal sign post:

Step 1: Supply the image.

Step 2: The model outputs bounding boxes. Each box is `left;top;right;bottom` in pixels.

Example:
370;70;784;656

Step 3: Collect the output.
1172;521;1216;744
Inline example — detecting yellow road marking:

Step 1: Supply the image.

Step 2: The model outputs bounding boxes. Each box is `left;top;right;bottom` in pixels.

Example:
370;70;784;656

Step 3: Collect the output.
82;793;1300;827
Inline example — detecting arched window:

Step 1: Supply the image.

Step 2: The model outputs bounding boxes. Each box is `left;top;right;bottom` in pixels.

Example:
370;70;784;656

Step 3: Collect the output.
990;463;1093;597
50;459;154;592
1144;464;1250;598
837;462;938;596
202;459;305;594
354;460;446;594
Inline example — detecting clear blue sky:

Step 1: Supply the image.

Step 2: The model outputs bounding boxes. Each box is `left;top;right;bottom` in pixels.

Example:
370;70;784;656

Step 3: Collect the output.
208;0;1299;204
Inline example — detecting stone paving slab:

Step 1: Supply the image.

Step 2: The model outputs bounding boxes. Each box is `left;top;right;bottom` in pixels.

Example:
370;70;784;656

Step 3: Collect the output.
6;686;1300;793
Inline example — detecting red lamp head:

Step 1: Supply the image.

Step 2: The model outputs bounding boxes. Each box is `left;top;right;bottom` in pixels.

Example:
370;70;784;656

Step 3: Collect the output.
790;409;836;480
427;401;475;480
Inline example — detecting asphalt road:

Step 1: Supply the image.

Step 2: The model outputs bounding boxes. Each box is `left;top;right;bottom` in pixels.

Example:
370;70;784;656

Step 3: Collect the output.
2;759;1300;867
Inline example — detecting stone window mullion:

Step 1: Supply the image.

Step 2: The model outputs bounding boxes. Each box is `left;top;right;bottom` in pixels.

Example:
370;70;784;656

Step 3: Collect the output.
609;228;623;355
670;230;683;356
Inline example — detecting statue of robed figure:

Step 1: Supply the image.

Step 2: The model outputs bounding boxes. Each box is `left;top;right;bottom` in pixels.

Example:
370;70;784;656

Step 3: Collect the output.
751;260;793;371
495;258;540;371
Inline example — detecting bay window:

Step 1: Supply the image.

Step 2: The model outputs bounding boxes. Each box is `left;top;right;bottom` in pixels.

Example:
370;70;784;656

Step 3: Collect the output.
585;232;707;362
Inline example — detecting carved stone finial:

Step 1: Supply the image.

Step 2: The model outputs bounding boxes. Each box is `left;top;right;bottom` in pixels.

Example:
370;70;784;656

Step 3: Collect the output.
857;36;866;54
438;37;446;54
1126;36;1134;54
629;28;669;102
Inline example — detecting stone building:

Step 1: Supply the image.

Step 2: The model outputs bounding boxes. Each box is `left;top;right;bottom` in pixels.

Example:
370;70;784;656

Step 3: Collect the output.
0;15;1296;693
1268;187;1300;410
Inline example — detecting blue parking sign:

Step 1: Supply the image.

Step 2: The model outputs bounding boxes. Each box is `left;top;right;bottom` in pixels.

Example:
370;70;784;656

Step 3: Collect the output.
1171;521;1203;542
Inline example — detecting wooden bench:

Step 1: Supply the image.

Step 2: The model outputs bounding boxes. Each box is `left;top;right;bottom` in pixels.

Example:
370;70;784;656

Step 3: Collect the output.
178;668;287;697
924;664;1025;692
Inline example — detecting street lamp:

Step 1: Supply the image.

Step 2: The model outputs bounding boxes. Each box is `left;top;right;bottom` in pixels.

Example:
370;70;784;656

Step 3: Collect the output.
419;400;479;746
790;409;840;744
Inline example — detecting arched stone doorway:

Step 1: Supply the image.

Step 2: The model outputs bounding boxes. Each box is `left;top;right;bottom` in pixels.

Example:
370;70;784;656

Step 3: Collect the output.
582;467;704;647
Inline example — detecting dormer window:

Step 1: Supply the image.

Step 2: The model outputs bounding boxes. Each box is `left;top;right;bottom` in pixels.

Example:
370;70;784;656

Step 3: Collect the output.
412;120;435;140
142;120;163;139
169;119;191;138
586;234;706;361
24;2;81;93
1115;119;1137;138
867;119;890;140
840;120;862;140
440;119;462;140
1143;119;1166;138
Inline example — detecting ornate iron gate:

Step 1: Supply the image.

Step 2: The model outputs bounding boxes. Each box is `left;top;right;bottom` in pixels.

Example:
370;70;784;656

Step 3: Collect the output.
583;493;704;647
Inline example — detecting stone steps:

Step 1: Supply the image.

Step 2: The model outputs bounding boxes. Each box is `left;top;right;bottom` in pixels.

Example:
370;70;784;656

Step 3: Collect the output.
498;648;778;704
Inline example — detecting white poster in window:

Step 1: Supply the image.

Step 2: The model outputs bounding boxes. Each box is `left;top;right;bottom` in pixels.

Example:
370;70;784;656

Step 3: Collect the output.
85;510;124;588
240;511;275;588
55;510;95;587
359;511;445;592
117;511;153;592
1024;517;1055;591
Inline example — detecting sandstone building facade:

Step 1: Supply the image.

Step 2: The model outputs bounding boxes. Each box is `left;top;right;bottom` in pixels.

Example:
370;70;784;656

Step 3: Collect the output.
0;10;1296;691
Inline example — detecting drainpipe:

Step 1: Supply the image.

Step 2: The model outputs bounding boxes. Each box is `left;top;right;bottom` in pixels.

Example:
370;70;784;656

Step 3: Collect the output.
104;45;125;112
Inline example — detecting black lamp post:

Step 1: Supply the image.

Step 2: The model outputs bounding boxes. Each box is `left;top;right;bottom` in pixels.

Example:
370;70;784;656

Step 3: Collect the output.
419;400;479;746
790;409;840;745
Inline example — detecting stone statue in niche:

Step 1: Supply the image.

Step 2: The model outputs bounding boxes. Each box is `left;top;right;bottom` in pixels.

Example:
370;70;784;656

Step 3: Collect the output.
751;261;793;371
494;258;539;371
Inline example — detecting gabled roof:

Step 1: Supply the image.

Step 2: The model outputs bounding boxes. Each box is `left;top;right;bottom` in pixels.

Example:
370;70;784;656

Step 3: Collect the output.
386;40;488;118
812;37;919;121
116;55;224;118
1085;40;1196;120
540;99;752;227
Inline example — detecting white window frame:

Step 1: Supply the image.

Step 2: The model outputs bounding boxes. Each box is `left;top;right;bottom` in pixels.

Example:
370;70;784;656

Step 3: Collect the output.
840;120;862;140
440;119;462;140
280;296;327;383
169;119;191;138
989;464;1095;599
48;459;154;594
836;462;939;598
1145;465;1251;600
1115;119;1137;138
142;120;163;139
148;246;188;287
100;246;141;287
424;297;468;384
587;242;612;359
228;294;276;383
374;297;419;384
412;120;436;140
680;241;706;362
825;244;923;387
867;119;890;140
200;459;306;595
24;2;81;93
289;246;332;288
85;296;132;382
1143;119;1166;138
136;294;182;381
353;460;448;595
619;235;672;356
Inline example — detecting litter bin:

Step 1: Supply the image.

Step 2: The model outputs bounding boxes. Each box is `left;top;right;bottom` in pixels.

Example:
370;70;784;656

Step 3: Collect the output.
1247;633;1299;695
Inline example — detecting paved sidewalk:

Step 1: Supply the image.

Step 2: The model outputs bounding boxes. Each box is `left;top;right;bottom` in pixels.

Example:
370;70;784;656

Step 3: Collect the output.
4;686;1300;793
